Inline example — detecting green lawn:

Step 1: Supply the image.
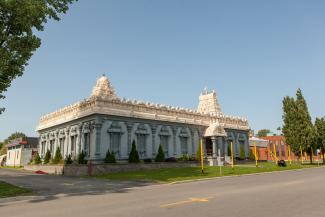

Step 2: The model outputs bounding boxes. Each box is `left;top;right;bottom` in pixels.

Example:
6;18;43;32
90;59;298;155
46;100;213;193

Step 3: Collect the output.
0;181;32;198
95;162;320;183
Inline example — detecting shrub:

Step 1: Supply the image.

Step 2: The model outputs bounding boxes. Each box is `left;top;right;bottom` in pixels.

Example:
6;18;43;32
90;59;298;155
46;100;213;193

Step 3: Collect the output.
165;157;177;162
239;146;246;160
52;147;63;164
65;154;73;165
104;149;116;164
128;140;140;163
178;154;191;162
43;150;51;164
77;151;87;164
143;158;152;163
33;152;42;165
249;149;255;161
155;145;165;162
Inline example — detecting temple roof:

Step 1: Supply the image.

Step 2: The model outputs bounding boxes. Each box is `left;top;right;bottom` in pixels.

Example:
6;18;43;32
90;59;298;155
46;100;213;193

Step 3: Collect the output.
37;74;250;133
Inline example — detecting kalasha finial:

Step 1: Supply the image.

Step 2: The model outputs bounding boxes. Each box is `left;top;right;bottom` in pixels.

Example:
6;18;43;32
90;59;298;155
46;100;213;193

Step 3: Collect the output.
203;86;208;94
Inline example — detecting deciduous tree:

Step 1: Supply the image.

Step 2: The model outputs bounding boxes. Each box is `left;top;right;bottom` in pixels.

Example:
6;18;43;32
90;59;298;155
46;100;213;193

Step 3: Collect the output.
0;0;76;113
0;132;26;155
282;89;315;163
257;129;271;138
315;117;325;164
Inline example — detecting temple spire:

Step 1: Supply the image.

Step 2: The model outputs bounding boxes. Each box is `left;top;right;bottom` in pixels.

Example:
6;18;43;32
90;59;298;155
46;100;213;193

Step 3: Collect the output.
90;74;117;99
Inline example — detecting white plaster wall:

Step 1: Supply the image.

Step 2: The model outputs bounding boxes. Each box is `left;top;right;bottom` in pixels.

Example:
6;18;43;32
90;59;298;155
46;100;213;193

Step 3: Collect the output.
6;148;21;166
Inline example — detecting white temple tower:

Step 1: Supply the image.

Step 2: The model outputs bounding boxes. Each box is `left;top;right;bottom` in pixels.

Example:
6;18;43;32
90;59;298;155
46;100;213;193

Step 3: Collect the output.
90;74;117;99
197;88;222;115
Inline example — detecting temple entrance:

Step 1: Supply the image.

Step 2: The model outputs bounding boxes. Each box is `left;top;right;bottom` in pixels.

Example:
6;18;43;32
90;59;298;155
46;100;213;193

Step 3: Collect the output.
205;138;213;156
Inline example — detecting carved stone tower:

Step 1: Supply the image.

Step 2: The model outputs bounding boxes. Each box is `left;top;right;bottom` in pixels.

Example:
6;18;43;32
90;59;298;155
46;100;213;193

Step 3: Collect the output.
91;74;117;99
197;88;222;115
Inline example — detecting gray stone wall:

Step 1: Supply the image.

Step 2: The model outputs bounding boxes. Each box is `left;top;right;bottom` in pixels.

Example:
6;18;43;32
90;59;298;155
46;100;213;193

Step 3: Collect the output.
24;165;64;175
64;162;200;176
24;162;200;176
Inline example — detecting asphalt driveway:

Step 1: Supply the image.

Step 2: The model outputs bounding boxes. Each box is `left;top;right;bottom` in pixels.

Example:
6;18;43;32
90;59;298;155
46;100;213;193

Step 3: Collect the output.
0;168;150;202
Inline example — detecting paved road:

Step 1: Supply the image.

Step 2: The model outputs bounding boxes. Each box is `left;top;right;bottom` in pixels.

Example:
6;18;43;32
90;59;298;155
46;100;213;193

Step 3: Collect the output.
1;167;325;217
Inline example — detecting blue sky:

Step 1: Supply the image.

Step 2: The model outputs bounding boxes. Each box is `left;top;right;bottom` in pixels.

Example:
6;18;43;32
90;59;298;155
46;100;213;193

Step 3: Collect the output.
1;0;325;141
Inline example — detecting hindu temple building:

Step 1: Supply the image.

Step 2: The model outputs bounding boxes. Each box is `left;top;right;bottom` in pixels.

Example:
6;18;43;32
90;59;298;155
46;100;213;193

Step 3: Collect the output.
36;75;250;165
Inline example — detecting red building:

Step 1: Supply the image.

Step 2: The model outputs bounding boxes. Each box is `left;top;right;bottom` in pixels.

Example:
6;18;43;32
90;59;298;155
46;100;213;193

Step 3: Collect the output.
249;137;268;161
261;136;299;161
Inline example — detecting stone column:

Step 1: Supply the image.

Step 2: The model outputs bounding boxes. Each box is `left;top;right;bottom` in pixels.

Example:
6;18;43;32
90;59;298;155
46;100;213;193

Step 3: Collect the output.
172;126;178;156
76;124;82;155
55;130;59;154
45;134;49;153
217;137;223;159
151;124;157;157
126;123;133;154
190;129;195;157
211;136;217;158
64;129;70;158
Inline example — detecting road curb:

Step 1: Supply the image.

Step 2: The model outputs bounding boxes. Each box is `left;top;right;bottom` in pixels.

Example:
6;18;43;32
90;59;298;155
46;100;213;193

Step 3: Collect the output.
167;166;325;185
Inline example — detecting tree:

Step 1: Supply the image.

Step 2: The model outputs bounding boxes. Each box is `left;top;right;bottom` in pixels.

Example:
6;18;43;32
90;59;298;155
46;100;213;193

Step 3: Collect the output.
77;150;87;164
33;152;42;165
0;0;76;114
128;140;140;163
257;129;271;138
104;149;116;164
0;132;26;155
64;154;73;165
315;117;325;164
43;150;51;164
155;145;165;162
282;89;315;163
52;147;62;164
